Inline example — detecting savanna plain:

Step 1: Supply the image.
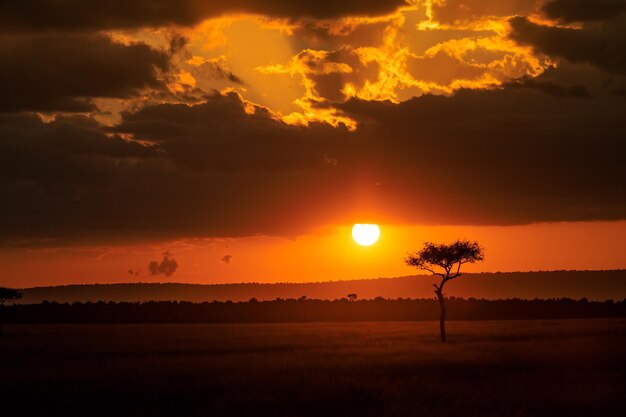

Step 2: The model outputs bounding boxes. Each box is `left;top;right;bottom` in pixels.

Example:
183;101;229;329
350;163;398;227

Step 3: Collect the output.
1;319;625;417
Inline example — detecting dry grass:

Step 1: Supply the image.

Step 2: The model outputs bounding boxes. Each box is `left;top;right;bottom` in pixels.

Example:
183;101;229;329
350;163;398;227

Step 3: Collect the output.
1;319;625;416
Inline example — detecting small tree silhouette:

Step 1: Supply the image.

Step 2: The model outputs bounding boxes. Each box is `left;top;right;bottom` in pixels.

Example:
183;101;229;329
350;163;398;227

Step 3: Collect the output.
405;240;484;343
0;287;22;337
347;293;358;302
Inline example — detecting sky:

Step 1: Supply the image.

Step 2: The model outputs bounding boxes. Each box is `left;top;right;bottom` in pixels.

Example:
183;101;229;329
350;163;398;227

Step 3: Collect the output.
0;0;625;287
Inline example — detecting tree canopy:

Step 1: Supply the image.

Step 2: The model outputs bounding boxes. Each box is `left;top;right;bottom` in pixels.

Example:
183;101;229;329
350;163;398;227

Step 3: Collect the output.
405;240;484;281
0;287;23;305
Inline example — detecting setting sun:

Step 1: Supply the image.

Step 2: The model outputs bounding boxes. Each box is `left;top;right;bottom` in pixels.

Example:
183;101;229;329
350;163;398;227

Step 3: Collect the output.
352;224;381;246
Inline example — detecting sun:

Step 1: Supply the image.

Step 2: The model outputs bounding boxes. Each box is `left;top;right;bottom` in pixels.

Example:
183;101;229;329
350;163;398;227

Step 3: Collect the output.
352;224;381;246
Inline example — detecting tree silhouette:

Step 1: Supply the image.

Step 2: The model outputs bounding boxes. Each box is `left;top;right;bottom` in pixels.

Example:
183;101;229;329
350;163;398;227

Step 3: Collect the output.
405;240;484;342
347;293;358;302
0;287;22;337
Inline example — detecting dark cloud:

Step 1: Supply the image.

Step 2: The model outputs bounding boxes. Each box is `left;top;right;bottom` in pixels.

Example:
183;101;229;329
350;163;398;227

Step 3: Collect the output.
337;85;625;225
0;113;155;187
168;34;244;85
0;113;158;241
0;98;351;244
503;75;590;98
542;0;626;22
521;61;615;93
116;91;351;171
0;34;169;113
148;254;178;277
290;19;390;51
0;0;408;33
428;0;537;25
509;15;626;74
196;61;244;84
0;76;624;246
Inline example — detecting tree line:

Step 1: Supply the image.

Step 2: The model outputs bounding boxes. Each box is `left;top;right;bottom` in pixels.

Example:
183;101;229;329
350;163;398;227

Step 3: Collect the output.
3;297;625;324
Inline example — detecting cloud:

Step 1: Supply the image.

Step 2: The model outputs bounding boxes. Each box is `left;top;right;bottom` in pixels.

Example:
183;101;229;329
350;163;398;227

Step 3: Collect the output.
503;75;590;98
0;3;547;124
0;113;155;187
425;0;538;26
0;0;408;32
541;0;626;23
289;17;391;51
148;253;179;277
221;255;233;264
257;12;548;120
0;34;169;113
1;74;624;247
192;59;244;84
509;15;626;74
0;0;622;250
261;47;381;104
337;84;625;225
115;91;350;171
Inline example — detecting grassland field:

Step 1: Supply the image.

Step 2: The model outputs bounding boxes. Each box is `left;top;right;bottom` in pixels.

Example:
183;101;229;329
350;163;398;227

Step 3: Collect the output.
1;319;625;417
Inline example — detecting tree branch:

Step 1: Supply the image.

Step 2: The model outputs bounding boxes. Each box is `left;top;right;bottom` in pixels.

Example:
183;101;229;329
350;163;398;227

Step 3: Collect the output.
420;266;437;276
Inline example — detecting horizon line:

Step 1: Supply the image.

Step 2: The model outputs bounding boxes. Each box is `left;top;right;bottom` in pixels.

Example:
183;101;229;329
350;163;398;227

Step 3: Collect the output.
16;269;626;290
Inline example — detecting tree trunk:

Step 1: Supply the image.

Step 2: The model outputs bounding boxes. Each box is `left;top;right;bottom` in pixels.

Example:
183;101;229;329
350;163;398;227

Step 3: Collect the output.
435;287;446;343
0;303;6;337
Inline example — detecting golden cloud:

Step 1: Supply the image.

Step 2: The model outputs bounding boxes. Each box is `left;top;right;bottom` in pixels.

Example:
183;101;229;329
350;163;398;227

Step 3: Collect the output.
91;3;561;129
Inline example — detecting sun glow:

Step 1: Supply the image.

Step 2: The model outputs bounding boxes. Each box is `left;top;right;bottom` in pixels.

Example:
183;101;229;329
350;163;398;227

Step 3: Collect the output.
352;224;381;246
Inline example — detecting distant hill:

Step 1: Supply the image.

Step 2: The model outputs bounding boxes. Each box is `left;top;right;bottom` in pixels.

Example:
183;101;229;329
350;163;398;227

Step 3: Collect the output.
17;270;626;304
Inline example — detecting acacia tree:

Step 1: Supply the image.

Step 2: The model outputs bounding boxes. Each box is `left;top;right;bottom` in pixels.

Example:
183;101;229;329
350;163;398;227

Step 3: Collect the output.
405;240;484;343
0;287;22;337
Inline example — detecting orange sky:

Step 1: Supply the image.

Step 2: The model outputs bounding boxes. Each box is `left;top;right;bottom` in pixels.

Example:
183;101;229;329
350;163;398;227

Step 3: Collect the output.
2;221;625;288
1;1;625;288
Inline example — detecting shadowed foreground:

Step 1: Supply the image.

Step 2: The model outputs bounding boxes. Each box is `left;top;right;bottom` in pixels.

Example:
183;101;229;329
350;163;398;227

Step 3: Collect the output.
1;319;625;417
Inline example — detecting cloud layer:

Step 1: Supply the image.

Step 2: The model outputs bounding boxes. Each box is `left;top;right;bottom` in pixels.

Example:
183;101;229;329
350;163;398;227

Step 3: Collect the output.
0;34;170;113
0;0;624;246
0;0;408;31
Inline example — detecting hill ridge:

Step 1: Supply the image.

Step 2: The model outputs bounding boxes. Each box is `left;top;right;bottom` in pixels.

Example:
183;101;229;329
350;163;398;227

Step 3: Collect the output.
15;270;626;304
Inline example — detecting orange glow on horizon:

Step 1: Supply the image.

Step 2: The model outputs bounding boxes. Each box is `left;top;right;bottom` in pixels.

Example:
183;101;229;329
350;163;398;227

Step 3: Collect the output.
2;221;626;288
